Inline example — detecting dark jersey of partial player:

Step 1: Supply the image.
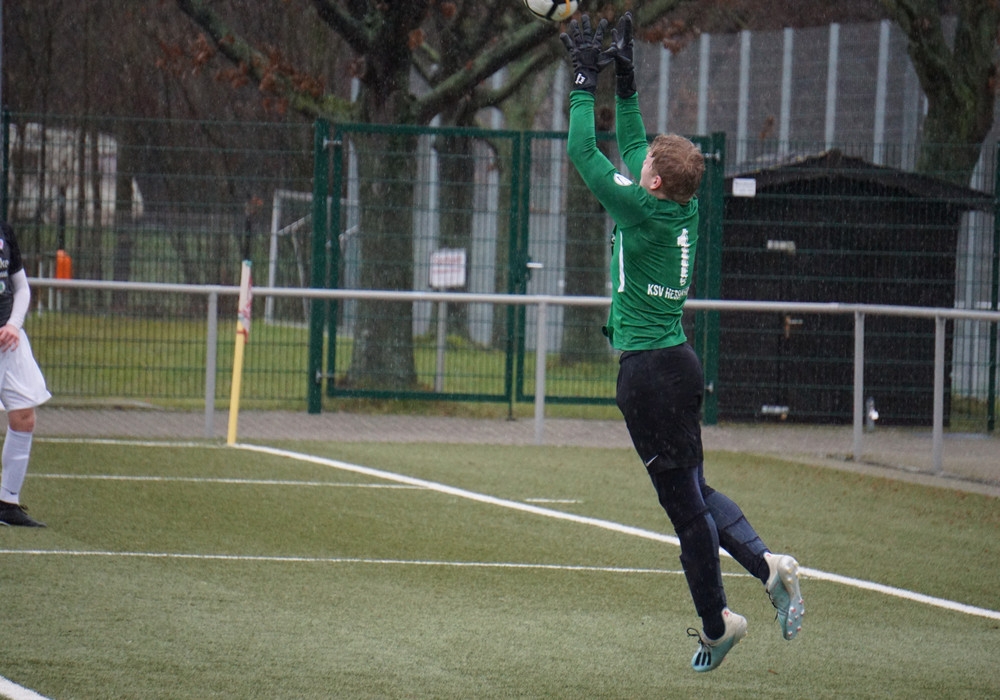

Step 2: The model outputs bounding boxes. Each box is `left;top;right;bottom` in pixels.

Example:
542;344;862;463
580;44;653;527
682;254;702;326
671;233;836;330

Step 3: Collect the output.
567;91;698;352
0;222;25;327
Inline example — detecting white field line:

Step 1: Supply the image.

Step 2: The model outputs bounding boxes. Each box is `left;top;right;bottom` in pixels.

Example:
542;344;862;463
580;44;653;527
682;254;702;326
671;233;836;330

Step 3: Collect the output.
235;442;684;545
234;442;1000;622
0;676;51;700
32;473;418;489
37;437;219;448
524;498;582;504
0;549;707;577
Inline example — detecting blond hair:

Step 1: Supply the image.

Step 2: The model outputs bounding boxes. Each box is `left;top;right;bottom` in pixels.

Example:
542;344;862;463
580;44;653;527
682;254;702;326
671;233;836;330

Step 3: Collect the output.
648;134;705;204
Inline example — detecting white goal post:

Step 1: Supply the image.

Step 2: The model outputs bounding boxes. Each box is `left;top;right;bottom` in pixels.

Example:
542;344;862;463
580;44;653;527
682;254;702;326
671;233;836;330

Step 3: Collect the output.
265;189;314;323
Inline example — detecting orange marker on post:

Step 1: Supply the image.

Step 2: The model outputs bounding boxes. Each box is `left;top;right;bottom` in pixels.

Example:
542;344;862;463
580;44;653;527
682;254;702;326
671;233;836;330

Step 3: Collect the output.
55;249;73;279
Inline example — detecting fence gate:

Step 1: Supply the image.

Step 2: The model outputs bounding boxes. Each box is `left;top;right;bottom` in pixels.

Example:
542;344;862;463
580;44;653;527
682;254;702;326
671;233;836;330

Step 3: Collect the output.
309;121;529;412
307;121;727;417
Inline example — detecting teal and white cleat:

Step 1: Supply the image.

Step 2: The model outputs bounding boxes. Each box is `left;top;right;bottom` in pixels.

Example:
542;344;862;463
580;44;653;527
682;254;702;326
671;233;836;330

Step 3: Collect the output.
765;552;804;640
689;608;748;673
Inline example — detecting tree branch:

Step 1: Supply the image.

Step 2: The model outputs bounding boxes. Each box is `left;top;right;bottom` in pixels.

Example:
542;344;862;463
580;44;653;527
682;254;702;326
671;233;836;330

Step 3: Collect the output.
467;41;565;115
414;19;559;124
878;0;959;104
309;0;374;56
175;0;356;121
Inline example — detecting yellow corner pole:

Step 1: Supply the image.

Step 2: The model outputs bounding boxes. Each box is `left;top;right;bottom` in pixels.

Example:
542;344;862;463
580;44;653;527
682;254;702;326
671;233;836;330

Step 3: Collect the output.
227;261;253;445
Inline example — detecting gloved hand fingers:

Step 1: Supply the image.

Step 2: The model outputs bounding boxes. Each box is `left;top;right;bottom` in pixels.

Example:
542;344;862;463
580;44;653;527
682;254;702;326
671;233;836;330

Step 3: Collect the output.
618;12;633;48
594;17;608;46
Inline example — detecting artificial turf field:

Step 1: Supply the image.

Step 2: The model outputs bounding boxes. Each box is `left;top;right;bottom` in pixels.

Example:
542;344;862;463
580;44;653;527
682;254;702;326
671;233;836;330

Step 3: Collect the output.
1;438;997;699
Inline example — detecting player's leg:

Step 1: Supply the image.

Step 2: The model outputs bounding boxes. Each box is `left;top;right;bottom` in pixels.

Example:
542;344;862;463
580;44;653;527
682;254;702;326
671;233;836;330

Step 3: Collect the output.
2;406;37;499
0;407;44;527
0;331;51;528
617;346;746;671
648;466;727;634
697;467;804;640
647;465;747;671
698;468;769;580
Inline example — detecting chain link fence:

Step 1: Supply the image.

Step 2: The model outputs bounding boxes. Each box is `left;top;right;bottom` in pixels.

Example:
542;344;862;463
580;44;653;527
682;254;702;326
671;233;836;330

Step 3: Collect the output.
3;114;997;429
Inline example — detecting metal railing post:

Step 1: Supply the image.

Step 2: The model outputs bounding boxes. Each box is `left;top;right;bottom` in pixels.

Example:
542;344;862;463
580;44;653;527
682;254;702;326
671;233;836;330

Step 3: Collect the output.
534;301;548;445
933;315;946;474
853;310;865;461
205;291;218;438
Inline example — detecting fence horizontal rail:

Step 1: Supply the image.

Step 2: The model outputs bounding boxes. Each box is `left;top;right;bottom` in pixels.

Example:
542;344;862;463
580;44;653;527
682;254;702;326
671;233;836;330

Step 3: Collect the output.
30;277;1000;322
28;278;999;472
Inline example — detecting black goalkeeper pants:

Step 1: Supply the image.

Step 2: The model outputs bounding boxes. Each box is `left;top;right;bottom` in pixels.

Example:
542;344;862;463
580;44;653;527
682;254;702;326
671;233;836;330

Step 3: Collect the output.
617;344;768;628
616;344;704;472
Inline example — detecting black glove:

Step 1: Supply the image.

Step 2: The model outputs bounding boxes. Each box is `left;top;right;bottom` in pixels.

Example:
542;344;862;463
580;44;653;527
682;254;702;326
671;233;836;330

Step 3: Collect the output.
604;12;636;99
560;15;609;95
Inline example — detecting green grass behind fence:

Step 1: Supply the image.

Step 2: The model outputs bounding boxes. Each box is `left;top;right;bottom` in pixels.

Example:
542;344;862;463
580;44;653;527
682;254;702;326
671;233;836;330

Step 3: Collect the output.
28;311;619;411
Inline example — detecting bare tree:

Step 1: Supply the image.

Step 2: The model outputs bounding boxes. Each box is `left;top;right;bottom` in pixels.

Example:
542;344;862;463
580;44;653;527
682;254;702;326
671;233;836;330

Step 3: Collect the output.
174;0;691;389
879;0;1000;185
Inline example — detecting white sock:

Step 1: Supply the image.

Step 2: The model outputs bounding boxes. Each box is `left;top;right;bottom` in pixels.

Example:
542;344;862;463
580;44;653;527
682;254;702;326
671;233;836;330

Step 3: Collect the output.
1;428;34;504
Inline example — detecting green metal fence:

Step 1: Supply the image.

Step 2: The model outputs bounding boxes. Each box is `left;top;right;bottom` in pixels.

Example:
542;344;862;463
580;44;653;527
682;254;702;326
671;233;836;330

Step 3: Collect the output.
2;113;997;429
2;112;315;293
1;112;320;409
310;121;725;416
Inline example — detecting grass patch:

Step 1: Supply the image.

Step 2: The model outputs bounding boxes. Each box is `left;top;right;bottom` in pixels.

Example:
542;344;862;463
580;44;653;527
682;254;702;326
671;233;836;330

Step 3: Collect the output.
0;439;996;698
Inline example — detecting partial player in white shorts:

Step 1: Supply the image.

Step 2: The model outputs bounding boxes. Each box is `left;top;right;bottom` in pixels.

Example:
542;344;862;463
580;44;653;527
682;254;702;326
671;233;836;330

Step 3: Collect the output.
0;329;52;412
0;269;51;527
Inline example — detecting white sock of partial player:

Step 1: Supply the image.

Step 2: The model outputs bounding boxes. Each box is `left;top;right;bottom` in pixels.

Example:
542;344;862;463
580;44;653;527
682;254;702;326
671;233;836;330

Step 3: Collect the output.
1;428;34;504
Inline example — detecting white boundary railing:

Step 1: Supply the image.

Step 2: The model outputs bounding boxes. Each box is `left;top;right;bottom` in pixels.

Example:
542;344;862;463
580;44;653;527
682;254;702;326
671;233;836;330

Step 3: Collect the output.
30;278;1000;473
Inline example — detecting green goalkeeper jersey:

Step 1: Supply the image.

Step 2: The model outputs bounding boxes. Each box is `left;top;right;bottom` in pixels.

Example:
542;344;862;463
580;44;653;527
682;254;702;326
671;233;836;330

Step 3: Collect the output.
567;91;698;352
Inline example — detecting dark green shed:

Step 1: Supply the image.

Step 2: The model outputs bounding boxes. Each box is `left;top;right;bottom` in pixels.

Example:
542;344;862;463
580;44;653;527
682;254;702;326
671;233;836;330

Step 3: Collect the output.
717;150;991;425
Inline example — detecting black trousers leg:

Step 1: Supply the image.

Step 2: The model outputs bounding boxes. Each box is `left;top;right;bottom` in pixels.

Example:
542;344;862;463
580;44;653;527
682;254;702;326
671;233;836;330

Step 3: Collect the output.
697;464;770;584
649;467;727;632
617;346;726;634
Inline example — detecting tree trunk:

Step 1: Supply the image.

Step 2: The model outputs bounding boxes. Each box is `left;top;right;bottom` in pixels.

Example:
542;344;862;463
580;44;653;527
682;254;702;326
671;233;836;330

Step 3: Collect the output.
489;135;515;351
884;0;1000;185
916;110;989;186
344;129;418;390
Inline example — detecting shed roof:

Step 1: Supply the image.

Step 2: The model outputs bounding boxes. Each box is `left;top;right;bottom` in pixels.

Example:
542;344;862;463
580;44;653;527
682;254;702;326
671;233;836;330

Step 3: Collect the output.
726;150;993;211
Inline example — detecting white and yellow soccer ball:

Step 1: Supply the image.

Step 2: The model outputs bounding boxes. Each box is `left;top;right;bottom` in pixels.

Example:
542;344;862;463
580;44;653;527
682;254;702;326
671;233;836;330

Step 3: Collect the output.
522;0;579;22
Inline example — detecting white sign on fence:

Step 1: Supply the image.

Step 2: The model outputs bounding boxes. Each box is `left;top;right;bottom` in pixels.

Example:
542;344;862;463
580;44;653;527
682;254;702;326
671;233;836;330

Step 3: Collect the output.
429;248;467;289
732;177;757;197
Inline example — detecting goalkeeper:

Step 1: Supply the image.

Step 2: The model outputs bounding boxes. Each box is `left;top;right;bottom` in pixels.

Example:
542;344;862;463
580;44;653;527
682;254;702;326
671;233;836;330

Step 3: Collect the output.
561;13;804;672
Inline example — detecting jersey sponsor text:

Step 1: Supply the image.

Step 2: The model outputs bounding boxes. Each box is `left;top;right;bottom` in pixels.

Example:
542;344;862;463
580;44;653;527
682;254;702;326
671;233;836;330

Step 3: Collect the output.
647;283;689;300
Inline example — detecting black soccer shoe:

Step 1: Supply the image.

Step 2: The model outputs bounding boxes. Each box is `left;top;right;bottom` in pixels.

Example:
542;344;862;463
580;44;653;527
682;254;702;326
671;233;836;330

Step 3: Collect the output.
0;501;46;527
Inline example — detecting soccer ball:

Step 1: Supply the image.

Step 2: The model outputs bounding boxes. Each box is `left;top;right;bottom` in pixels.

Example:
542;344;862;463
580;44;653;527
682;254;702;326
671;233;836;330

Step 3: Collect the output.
522;0;579;22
